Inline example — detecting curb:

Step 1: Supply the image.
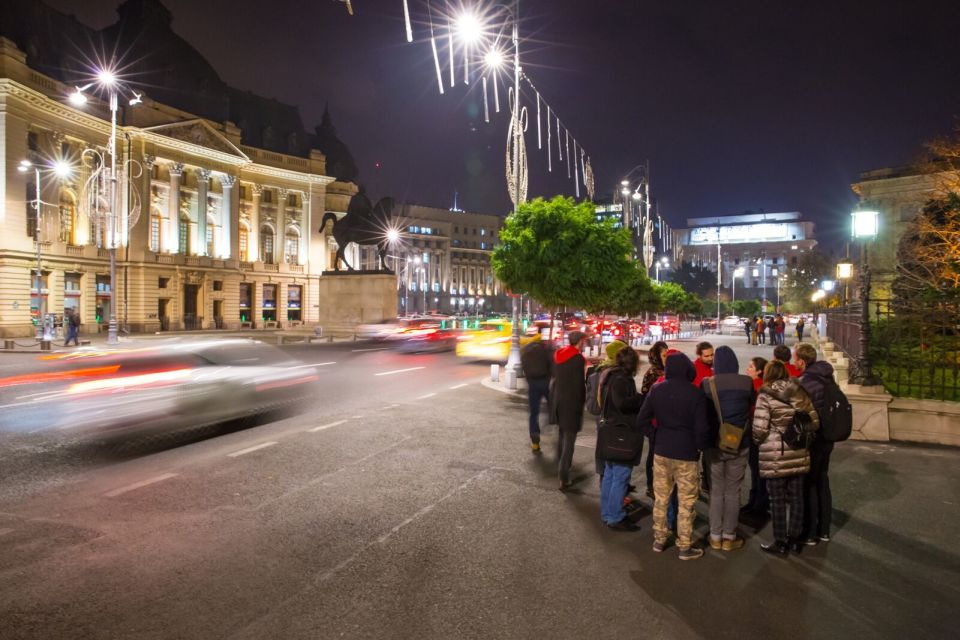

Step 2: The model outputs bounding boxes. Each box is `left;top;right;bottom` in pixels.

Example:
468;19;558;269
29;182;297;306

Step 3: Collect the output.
479;375;526;396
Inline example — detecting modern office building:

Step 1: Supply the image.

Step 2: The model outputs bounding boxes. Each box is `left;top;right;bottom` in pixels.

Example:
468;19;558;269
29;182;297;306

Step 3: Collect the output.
673;211;817;307
0;0;363;336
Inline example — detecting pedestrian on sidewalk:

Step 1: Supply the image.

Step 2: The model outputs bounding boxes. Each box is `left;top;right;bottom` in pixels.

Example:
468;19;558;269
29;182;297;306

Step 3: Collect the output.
591;339;629;483
598;346;645;531
702;346;755;552
752;360;819;557
551;330;588;492
520;331;554;452
637;351;710;560
639;341;668;497
796;317;806;342
775;314;786;345
767;316;776;345
743;318;753;344
756;317;766;344
741;356;770;516
63;308;80;347
794;342;837;546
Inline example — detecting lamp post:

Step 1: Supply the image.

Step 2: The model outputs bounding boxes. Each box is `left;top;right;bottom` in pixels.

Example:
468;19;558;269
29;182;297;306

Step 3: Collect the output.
837;260;853;306
18;159;73;342
850;209;881;386
732;266;744;307
71;69;142;345
655;256;670;283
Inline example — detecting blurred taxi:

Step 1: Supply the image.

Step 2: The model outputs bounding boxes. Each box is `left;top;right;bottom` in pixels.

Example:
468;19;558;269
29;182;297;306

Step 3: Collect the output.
455;320;537;360
0;339;319;440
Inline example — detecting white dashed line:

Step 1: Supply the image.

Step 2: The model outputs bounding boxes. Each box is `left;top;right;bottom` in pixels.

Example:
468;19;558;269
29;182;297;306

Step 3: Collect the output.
375;367;425;376
227;441;278;458
416;393;436;400
449;383;469;389
308;419;347;433
104;473;179;498
352;347;389;352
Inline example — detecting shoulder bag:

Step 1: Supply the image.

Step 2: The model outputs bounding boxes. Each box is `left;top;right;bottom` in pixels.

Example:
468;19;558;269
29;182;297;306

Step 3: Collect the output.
596;374;643;463
707;377;745;454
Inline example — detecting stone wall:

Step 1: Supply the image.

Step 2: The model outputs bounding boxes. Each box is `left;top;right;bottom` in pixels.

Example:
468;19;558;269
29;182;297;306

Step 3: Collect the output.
316;272;396;336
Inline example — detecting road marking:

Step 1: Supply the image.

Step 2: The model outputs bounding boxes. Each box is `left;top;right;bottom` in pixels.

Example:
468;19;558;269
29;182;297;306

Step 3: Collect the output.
292;362;335;369
104;473;179;498
416;393;436;400
352;347;389;352
375;366;425;376
227;441;278;457
308;419;347;433
449;383;469;389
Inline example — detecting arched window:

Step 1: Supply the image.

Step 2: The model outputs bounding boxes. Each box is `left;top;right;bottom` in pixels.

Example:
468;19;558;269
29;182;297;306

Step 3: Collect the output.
149;207;162;252
260;225;275;263
238;224;249;262
284;228;300;264
59;190;77;244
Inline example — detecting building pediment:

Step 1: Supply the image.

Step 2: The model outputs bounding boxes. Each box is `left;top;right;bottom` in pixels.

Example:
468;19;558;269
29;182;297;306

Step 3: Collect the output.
141;119;249;161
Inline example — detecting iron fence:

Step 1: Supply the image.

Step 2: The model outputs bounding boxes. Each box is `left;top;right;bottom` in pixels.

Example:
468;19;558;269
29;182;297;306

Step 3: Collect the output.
183;315;204;331
826;299;960;401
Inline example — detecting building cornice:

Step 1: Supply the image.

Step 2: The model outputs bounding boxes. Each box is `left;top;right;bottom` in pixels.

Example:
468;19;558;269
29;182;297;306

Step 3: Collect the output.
241;163;335;186
134;129;250;168
0;78;113;137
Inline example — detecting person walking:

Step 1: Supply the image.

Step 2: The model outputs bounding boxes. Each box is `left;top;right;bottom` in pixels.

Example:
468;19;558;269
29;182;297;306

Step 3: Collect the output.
63;308;80;347
796;317;806;342
639;341;668;497
794;342;837;545
702;346;755;551
520;332;553;452
637;351;711;560
551;330;588;491
741;356;769;516
752;360;819;556
598;346;645;531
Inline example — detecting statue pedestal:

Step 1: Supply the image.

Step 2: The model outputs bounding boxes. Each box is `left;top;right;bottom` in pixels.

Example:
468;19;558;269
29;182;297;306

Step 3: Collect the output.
317;272;397;337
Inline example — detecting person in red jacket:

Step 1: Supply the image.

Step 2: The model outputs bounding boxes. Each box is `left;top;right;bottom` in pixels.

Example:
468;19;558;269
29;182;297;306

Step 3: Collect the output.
551;330;589;491
773;345;802;377
693;341;714;387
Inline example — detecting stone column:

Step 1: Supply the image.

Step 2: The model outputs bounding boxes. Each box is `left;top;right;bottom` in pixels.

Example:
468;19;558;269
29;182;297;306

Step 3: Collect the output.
220;174;236;259
139;154;156;254
197;168;211;256
251;184;262;262
168;163;183;253
278;188;288;263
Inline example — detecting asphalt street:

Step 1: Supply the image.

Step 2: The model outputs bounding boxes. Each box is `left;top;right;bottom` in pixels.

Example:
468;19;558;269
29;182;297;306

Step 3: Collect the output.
0;336;958;639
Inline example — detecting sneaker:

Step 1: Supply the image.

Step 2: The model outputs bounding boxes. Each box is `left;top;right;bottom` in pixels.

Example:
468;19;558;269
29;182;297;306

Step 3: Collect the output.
622;496;633;507
652;541;666;553
678;547;704;561
558;482;572;492
607;518;640;532
709;538;723;550
818;534;831;543
800;537;820;546
722;538;745;551
760;541;789;557
531;442;541;452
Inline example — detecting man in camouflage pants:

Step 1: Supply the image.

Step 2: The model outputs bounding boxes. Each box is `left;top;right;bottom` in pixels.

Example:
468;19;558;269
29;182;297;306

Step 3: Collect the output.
652;456;700;551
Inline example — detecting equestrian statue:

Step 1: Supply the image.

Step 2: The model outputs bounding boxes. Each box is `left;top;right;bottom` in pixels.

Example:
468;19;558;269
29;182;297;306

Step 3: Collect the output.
320;187;396;272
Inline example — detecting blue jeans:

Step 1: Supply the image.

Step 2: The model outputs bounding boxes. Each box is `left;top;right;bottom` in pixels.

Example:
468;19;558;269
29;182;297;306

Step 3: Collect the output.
527;377;550;443
600;462;633;524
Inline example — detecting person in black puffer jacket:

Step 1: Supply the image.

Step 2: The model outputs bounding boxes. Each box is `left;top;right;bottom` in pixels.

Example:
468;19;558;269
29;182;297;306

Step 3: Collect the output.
551;331;588;491
636;351;711;560
598;346;645;531
701;346;755;551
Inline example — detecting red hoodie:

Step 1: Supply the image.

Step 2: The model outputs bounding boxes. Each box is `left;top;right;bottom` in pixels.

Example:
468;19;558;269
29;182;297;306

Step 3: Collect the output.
693;358;713;388
785;362;802;378
554;344;582;365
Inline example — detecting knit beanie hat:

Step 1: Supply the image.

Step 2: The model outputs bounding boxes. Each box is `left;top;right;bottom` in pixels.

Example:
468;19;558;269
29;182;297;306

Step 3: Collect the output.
602;339;628;365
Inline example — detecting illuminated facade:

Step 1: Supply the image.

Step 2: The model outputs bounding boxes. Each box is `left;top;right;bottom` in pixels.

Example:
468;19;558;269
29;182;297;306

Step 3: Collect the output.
0;5;359;337
674;211;817;305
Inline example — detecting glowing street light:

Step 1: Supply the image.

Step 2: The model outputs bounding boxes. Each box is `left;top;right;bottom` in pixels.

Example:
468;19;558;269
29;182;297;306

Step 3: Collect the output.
484;48;505;69
455;12;483;44
849;208;881;386
732;266;745;305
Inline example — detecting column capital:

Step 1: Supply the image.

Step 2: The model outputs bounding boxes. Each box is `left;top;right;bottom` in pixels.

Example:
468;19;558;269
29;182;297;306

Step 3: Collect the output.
169;162;185;177
198;168;212;182
220;174;237;188
144;154;157;169
251;183;263;197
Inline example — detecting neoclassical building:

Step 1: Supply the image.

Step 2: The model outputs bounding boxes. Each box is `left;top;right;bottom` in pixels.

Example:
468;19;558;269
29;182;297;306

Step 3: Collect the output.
0;1;362;337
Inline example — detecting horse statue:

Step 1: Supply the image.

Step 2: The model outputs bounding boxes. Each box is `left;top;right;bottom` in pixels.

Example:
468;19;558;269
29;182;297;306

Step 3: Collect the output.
320;188;395;272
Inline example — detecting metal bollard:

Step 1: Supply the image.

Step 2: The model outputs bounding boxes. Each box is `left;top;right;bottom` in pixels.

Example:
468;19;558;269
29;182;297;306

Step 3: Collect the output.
490;364;500;382
505;368;517;390
40;340;51;351
3;339;13;350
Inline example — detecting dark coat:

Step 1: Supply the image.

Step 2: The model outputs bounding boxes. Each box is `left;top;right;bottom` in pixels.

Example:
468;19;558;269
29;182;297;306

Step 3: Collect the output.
599;366;646;465
701;346;755;450
520;339;553;380
799;360;835;415
752;378;820;478
551;345;586;432
636;352;710;461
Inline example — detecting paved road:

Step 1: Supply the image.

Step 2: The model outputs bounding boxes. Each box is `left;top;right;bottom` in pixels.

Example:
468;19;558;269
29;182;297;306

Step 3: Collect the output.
0;338;958;639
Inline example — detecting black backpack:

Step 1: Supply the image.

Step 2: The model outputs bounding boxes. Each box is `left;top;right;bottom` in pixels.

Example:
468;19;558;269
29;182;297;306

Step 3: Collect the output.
782;410;815;451
819;380;853;442
584;366;604;416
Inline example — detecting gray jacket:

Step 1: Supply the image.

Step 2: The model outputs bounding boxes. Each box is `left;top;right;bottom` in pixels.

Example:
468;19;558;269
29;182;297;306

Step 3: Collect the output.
752;378;820;478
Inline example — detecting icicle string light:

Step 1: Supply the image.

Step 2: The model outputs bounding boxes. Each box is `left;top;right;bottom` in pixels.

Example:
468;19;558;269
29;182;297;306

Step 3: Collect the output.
546;106;552;172
493;75;500;112
573;141;580;198
482;76;490;123
536;93;541;149
565;129;570;179
403;0;413;42
448;26;454;88
556;117;562;162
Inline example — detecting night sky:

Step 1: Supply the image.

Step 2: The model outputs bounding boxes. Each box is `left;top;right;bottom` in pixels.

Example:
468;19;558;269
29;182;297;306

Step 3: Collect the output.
44;0;960;249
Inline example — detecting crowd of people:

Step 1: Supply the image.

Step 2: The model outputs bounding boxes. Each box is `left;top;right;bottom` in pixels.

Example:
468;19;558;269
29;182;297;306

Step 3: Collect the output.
520;330;847;561
742;313;804;345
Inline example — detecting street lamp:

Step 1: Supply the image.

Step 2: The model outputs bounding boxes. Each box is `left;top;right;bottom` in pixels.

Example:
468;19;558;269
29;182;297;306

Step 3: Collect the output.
71;67;143;345
18;159;74;342
655;256;670;283
837;259;853;306
732;266;745;306
850;209;881;386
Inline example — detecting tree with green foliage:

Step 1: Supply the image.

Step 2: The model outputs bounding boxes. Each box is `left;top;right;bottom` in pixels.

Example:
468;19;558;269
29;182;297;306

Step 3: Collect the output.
491;196;634;312
668;261;718;298
655;281;699;316
780;250;835;312
609;264;660;316
730;299;762;318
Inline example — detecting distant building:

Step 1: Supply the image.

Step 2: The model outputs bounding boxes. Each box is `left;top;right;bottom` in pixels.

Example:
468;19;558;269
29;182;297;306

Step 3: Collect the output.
674;211;817;307
357;204;508;315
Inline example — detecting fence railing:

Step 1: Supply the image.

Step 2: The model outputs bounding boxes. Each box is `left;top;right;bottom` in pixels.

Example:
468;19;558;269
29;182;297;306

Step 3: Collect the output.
826;299;959;402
